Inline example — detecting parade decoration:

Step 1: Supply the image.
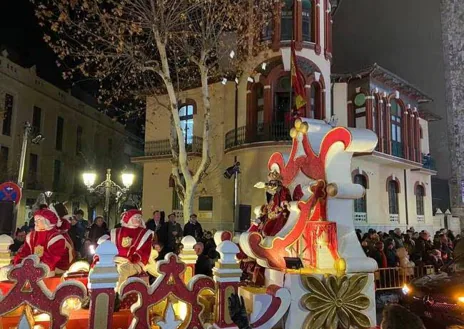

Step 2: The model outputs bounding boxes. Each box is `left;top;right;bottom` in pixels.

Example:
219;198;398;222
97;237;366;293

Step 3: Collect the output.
0;256;86;329
240;118;359;270
120;253;215;329
301;274;371;329
0;182;22;205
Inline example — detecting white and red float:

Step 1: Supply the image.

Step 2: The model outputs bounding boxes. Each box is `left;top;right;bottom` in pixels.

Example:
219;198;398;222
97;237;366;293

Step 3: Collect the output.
0;118;379;329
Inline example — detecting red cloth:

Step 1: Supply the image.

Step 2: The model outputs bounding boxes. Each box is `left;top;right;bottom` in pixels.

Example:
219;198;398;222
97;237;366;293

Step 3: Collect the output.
56;232;76;271
262;186;292;237
291;41;307;110
380;250;388;268
13;229;66;271
110;227;153;266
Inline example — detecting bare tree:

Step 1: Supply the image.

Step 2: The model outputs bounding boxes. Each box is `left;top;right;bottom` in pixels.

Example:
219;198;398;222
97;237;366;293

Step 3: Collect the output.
33;0;274;222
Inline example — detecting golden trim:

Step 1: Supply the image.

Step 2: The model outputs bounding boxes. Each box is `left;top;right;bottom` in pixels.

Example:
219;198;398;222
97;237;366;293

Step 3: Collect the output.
214;263;240;270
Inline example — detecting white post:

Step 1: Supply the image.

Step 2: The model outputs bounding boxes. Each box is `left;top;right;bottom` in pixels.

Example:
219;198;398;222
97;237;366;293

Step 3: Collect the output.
179;236;197;282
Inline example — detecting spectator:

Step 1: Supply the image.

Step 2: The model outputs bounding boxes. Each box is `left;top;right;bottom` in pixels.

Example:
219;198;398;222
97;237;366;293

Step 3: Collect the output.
412;230;433;264
202;231;217;256
430;249;444;271
194;242;213;277
80;239;95;264
381;304;425;329
385;239;399;267
88;216;108;244
184;214;203;241
392;228;404;249
146;210;166;238
68;216;82;253
20;221;30;234
369;241;387;269
165;213;183;252
74;209;88;241
438;233;453;263
10;229;26;253
154;242;168;261
403;234;415;256
364;229;377;250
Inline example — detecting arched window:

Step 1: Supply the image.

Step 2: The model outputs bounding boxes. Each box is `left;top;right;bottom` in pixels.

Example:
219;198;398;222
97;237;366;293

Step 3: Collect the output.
415;184;425;216
281;0;293;41
388;180;399;215
390;100;403;158
302;0;313;42
353;174;367;213
353;93;366;129
179;104;195;145
274;75;292;124
255;83;265;136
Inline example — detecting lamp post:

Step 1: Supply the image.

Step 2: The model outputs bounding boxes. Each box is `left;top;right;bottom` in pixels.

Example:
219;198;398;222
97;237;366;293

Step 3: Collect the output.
82;169;134;227
17;122;45;188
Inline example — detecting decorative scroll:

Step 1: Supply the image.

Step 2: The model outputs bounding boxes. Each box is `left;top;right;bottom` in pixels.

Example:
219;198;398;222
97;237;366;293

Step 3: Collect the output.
0;256;86;329
121;253;215;329
301;274;371;329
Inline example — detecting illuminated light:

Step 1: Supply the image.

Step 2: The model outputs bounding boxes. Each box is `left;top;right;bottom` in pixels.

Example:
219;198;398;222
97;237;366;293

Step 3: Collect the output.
261;62;267;70
221;78;227;85
458;296;464;304
121;173;134;189
229;50;235;59
174;301;188;321
44;191;53;198
402;284;410;295
63;298;82;313
82;172;96;188
234;77;239;84
89;245;96;255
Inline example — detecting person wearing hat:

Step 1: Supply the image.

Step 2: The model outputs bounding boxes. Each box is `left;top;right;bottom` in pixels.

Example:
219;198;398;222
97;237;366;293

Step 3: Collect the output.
13;208;68;277
103;209;154;287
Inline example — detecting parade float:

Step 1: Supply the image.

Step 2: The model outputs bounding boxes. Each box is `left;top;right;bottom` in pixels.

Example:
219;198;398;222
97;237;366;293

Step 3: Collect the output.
0;118;379;329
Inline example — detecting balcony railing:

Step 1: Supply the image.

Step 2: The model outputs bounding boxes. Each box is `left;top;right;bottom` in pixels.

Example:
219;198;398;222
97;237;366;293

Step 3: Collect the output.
354;212;367;223
145;136;203;157
389;214;399;222
225;122;293;150
422;153;436;170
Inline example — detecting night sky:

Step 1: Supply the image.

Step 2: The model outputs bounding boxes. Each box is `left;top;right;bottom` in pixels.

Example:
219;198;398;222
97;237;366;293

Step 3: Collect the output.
0;0;144;136
0;0;66;88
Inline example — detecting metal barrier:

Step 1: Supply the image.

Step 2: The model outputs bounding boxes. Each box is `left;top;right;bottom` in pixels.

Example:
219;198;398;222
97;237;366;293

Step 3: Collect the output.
374;265;435;291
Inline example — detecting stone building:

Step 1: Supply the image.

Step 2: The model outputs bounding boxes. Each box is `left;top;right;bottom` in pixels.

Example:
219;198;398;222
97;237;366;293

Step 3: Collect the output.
134;0;437;232
0;51;143;226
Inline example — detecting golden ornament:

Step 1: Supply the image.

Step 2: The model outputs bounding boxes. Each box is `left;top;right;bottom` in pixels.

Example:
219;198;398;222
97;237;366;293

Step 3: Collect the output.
33;246;44;257
122;237;133;248
301;274;371;329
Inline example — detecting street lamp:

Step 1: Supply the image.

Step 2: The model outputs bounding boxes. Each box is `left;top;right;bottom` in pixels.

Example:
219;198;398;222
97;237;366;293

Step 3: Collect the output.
82;169;134;226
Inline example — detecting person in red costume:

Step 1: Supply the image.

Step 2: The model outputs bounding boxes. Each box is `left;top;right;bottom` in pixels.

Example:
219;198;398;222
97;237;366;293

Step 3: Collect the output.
50;203;76;274
107;209;154;287
256;170;292;237
13;209;67;276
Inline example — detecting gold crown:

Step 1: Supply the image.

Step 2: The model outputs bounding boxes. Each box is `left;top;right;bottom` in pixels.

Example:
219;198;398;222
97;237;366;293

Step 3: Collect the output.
268;170;283;182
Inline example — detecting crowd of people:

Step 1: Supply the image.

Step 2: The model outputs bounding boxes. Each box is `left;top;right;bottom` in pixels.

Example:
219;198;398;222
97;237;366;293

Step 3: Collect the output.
11;208;218;277
357;227;460;271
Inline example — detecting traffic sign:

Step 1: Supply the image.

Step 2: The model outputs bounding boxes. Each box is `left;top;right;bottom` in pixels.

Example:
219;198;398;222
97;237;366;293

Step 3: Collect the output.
0;182;22;205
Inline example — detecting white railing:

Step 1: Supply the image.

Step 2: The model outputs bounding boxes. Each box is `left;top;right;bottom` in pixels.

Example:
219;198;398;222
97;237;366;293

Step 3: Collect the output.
389;214;399;222
354;212;368;222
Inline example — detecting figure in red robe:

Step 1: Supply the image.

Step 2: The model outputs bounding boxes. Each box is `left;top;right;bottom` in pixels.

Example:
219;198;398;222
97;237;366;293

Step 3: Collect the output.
106;209;154;287
50;203;76;274
254;170;292;237
13;209;68;276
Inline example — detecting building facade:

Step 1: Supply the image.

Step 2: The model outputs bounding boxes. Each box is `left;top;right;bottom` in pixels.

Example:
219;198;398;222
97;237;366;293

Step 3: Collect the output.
135;0;437;233
331;0;452;216
0;51;143;227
